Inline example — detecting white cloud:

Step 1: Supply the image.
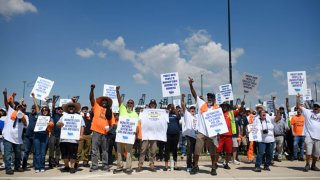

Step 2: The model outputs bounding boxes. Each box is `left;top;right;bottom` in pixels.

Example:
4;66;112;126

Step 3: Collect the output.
272;69;284;78
0;0;37;20
97;51;106;59
133;73;147;84
102;36;135;61
76;48;95;58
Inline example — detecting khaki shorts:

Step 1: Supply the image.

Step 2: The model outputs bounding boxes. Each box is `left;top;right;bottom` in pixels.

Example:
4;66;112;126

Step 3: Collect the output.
241;136;248;146
305;136;320;157
194;133;217;156
232;137;239;148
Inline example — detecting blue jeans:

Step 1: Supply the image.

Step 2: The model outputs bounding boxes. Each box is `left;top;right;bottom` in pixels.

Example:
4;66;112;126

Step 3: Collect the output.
293;136;305;159
4;139;21;171
22;135;35;168
179;133;186;154
33;133;48;170
255;142;274;168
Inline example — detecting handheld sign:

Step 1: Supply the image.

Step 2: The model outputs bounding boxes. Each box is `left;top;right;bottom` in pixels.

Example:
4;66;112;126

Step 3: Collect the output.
161;72;181;97
287;71;307;95
202;108;228;137
248;124;262;142
303;88;312;101
103;84;119;113
216;93;224;105
219;84;234;101
115;117;138;144
173;99;181;108
59;99;71;107
30;77;54;101
34;116;50;132
241;72;260;94
60;114;82;140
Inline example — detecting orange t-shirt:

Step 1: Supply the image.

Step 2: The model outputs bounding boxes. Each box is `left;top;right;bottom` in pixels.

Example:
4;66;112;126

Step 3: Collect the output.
290;115;305;136
90;102;115;135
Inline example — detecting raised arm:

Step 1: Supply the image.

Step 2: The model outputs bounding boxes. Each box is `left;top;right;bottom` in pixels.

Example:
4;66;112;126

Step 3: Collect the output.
3;88;8;110
188;77;197;101
285;97;290;113
31;93;40;113
52;95;57;114
116;86;122;106
181;93;186;113
272;96;276;113
89;84;95;107
296;94;302;110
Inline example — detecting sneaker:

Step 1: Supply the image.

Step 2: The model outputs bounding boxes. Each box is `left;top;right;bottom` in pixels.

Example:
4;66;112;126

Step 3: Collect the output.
233;160;240;165
150;166;157;172
6;169;14;175
35;170;40;173
136;166;143;172
311;165;320;171
124;169;133;175
190;166;199;175
263;166;270;171
163;167;168;171
304;164;310;172
186;168;192;172
61;166;70;173
14;167;24;172
89;167;98;172
70;168;76;174
174;167;181;171
113;168;123;174
0;164;5;168
40;169;45;173
224;164;231;170
102;165;110;172
253;167;261;172
298;158;305;161
210;168;217;176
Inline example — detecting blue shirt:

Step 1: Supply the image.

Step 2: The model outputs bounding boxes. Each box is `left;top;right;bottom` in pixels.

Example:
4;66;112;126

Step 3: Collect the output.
25;112;38;137
52;113;63;138
167;112;181;135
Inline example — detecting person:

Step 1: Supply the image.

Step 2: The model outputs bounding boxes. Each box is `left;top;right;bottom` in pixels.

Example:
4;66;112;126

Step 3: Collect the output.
246;108;255;162
238;108;249;156
136;99;159;172
76;106;92;168
181;93;197;172
290;106;305;161
48;95;63;168
0;108;7;168
253;109;275;172
2;89;29;175
108;113;118;165
57;101;85;174
296;94;320;171
113;86;139;174
188;77;219;176
89;84;116;172
30;93;54;172
163;104;181;171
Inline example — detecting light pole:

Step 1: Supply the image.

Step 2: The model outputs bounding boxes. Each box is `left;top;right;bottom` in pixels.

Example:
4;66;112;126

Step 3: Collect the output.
227;0;233;106
22;81;26;98
315;82;318;102
201;74;203;97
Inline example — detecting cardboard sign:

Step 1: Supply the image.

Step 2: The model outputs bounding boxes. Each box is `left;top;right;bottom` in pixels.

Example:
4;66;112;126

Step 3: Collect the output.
161;72;181;97
30;77;54;101
248;124;262;142
287;71;307;95
241;72;260;94
103;84;119;113
34;116;50;132
202;108;228;137
219;84;234;101
115;117;138;144
60;114;82;140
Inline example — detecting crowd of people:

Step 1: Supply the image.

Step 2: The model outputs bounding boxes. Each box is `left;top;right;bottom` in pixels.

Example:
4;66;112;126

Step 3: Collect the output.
0;79;319;176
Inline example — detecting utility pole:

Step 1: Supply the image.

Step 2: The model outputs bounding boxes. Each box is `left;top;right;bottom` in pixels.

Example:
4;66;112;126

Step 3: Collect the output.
201;74;203;97
22;81;26;98
228;0;233;106
315;82;318;102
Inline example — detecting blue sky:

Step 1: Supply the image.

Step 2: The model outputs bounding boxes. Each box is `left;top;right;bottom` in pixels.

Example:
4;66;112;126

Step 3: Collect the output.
0;0;319;110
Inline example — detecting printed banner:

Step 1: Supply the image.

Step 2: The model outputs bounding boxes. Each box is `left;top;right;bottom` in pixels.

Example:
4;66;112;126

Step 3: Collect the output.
287;71;307;95
30;77;54;101
115;117;138;144
219;84;234;101
303;88;312;101
139;109;169;141
34;116;50;132
241;72;260;94
103;84;119;113
59;99;71;107
202;108;228;137
248;124;262;142
161;72;181;97
60;114;82;140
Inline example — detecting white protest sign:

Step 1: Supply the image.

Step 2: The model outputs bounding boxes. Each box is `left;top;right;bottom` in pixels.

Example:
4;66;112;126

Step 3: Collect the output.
103;84;119;113
219;84;234;101
241;72;260;94
173;99;181;108
140;109;169;141
60;114;82;140
248;124;262;142
59;99;71;107
30;77;54;101
287;71;307;95
115;117;138;144
202;108;228;137
303;88;312;101
161;72;181;97
216;93;224;105
266;100;274;112
34;116;50;132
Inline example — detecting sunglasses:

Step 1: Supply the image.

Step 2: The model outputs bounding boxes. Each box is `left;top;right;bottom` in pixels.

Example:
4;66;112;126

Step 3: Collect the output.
127;101;134;104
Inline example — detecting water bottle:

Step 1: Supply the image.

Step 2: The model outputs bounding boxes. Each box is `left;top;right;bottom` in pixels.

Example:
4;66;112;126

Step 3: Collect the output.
170;158;174;171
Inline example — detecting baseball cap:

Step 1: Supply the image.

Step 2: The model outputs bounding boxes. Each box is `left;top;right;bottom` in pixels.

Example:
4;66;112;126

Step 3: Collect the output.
207;93;215;98
149;99;157;105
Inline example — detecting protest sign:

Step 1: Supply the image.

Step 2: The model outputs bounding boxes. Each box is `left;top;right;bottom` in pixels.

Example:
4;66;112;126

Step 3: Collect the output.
303;88;312;101
115;117;138;144
202;108;228;137
248;124;262;142
287;71;307;95
173;99;181;108
60;114;82;140
266;100;275;112
34;116;50;132
30;77;54;101
59;99;71;107
103;84;119;113
216;93;224;105
161;72;181;97
241;72;260;94
219;84;234;101
139;109;168;141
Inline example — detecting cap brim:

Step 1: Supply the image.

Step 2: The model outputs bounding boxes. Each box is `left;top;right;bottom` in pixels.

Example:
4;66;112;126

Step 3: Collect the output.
96;96;113;107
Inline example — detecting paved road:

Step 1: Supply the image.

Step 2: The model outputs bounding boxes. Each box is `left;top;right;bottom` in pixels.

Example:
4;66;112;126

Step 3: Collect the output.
0;158;319;180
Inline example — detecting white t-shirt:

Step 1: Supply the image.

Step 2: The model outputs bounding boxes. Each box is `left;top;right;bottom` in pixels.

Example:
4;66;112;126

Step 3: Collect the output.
2;106;29;144
301;107;320;140
182;110;198;138
59;113;85;144
253;117;275;143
